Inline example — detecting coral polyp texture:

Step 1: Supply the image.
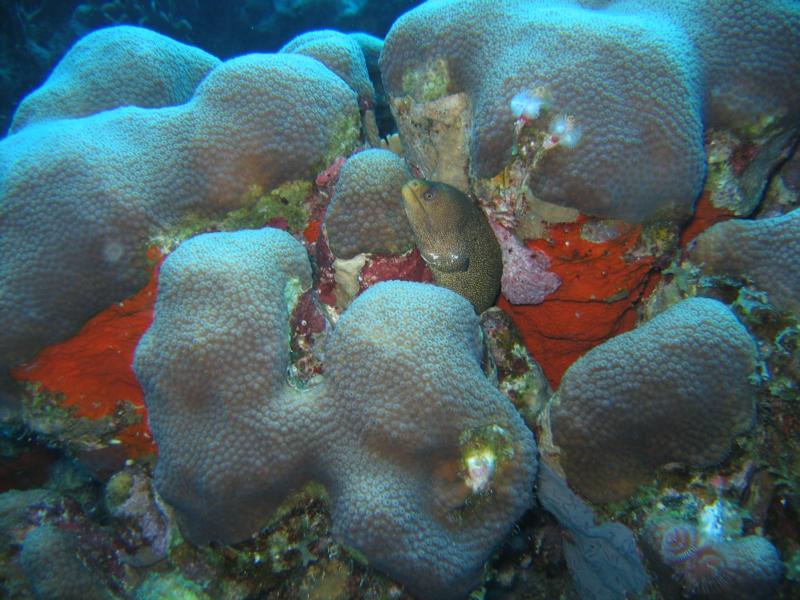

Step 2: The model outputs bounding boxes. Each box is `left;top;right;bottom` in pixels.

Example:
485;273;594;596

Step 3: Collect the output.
644;518;784;600
324;148;415;258
550;297;757;502
0;37;360;376
324;281;536;597
380;0;800;222
21;524;113;600
134;228;315;544
9;26;220;134
691;208;800;313
3;8;800;600
280;29;375;107
134;228;537;599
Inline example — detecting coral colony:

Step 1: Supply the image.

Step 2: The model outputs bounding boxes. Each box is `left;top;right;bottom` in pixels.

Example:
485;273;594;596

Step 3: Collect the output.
0;1;799;599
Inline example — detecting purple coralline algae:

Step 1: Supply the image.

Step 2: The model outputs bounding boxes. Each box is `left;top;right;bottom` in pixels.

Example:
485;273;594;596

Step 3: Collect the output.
490;221;561;304
133;227;537;599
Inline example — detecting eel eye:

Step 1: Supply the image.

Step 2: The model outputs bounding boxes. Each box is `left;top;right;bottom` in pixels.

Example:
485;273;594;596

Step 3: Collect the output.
423;191;434;202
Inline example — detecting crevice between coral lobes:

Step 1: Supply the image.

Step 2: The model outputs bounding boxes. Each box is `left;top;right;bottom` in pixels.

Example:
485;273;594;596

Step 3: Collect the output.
11;249;163;459
679;191;736;248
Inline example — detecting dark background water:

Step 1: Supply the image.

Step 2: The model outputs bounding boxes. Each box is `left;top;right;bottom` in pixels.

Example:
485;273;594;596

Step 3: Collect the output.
0;0;425;135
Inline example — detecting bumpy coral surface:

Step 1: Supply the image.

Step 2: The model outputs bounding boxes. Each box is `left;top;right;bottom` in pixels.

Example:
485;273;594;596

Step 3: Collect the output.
21;524;112;600
0;37;360;375
134;227;537;599
9;26;220;133
644;518;784;600
280;29;375;107
380;0;799;222
134;228;315;544
550;297;757;502
3;11;799;600
325;281;536;598
691;208;800;314
324;148;415;258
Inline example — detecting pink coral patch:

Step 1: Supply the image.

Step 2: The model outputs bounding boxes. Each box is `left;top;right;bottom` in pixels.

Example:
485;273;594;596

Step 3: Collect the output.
358;249;434;293
490;221;560;304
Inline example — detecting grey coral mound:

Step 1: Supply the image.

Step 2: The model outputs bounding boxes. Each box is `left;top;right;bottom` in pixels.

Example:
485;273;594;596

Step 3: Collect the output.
134;228;537;599
643;518;784;600
21;525;112;600
380;0;800;222
280;29;375;107
324;149;415;258
551;297;757;502
0;46;359;374
691;209;800;314
324;281;536;598
134;228;316;543
9;26;220;133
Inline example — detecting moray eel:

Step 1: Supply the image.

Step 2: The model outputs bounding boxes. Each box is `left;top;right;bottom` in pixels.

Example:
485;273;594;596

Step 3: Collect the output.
401;178;502;312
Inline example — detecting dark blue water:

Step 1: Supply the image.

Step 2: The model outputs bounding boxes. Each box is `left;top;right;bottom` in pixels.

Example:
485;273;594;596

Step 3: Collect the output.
0;0;424;133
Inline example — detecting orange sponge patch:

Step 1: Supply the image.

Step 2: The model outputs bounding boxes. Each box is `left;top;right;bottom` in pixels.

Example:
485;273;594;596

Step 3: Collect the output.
679;192;735;247
500;219;659;388
12;251;162;458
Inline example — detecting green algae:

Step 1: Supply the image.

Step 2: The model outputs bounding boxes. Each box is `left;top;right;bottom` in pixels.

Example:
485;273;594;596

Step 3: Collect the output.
135;572;211;600
20;382;128;444
480;308;551;424
738;110;785;141
223;180;312;233
401;58;450;102
455;424;520;513
150;180;314;252
105;470;134;513
323;112;361;168
283;276;309;316
704;120;796;217
787;550;800;583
